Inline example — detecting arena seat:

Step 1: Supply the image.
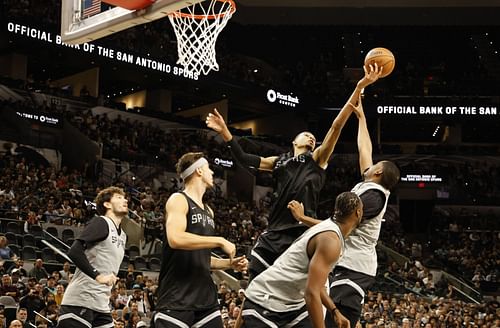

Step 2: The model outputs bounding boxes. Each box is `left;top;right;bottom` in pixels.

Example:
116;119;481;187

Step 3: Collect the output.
149;257;161;271
45;226;59;238
22;234;37;247
62;229;75;243
133;256;148;271
0;296;16;307
41;247;57;263
128;244;140;259
21;245;37;261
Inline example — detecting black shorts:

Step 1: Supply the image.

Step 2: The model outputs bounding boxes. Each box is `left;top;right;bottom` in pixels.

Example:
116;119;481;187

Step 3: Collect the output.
241;298;312;328
248;228;305;281
57;305;114;328
325;267;375;328
152;307;223;328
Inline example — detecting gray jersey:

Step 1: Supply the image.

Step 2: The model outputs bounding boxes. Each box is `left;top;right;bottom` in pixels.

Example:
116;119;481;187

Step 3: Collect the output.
245;219;344;312
336;181;390;276
62;216;126;312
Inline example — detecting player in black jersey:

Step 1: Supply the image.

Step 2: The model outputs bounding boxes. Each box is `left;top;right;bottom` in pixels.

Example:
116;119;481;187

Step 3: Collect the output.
206;65;383;283
153;152;248;328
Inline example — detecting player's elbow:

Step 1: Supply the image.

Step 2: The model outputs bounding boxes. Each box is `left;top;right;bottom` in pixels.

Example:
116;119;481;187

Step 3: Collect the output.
167;234;184;249
304;286;319;305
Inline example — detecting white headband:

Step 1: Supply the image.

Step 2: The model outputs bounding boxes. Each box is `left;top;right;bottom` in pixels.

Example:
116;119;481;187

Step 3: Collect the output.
180;157;208;180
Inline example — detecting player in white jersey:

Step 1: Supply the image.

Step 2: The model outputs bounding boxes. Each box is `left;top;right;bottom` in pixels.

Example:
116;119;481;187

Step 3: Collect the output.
289;65;400;328
241;192;363;328
329;74;400;327
57;186;128;328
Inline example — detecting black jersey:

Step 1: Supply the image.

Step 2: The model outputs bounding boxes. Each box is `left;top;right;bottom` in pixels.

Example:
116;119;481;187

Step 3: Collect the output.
268;151;326;231
156;192;218;311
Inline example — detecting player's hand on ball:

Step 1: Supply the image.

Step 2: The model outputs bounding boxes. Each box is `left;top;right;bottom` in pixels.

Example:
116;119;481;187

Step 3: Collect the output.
357;63;383;89
96;273;118;286
206;108;228;133
230;255;248;273
288;200;305;222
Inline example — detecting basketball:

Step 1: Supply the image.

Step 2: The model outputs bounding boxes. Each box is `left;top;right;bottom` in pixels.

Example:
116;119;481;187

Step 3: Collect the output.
364;47;395;78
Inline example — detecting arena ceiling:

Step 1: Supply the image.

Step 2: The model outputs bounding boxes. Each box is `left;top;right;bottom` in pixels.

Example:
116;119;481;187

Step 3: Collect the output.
240;0;500;7
233;0;500;25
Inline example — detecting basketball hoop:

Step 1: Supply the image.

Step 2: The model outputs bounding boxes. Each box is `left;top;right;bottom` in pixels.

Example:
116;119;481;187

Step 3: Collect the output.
168;0;236;76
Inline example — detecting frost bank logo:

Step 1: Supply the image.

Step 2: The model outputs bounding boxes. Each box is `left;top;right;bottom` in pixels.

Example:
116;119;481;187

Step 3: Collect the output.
214;158;234;168
266;89;299;108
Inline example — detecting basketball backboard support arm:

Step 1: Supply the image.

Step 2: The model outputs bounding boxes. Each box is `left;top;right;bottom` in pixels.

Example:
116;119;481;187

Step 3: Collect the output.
61;0;204;44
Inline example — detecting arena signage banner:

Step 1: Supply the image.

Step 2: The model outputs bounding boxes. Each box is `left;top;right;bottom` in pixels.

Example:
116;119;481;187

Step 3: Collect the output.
214;157;234;169
266;89;300;108
400;174;443;183
16;110;61;127
6;22;199;81
375;105;497;117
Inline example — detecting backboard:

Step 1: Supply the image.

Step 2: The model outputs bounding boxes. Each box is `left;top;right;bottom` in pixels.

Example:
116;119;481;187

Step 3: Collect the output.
61;0;204;44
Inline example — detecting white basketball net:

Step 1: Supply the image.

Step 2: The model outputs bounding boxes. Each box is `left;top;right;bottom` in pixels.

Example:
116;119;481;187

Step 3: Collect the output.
168;0;235;76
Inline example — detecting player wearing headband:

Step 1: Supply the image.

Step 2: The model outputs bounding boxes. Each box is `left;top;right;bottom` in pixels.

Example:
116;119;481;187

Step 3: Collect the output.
153;152;248;328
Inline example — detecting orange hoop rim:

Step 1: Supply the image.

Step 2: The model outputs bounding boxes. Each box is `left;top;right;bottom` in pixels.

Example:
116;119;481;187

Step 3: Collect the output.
169;0;236;20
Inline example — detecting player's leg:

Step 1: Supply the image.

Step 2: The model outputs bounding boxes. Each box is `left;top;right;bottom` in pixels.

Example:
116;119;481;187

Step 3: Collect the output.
286;306;313;328
326;268;372;328
241;299;280;328
57;306;97;328
192;307;223;328
153;310;194;328
248;232;275;282
248;229;303;282
93;311;115;328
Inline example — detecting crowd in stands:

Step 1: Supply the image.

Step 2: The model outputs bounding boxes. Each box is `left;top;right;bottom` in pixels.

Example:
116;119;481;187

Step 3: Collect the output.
0;134;498;327
3;2;500;327
67;110;230;168
358;290;500;328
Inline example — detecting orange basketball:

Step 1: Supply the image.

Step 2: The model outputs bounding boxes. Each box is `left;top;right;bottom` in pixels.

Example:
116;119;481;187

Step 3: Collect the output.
364;47;395;78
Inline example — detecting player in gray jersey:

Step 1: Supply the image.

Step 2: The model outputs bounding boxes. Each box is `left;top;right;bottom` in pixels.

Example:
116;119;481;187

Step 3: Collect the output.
327;68;399;328
285;65;400;328
327;73;400;328
241;192;363;328
57;186;128;328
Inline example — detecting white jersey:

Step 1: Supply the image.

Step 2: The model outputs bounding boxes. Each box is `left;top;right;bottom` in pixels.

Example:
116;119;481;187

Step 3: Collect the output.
245;219;344;312
62;216;126;312
337;181;389;276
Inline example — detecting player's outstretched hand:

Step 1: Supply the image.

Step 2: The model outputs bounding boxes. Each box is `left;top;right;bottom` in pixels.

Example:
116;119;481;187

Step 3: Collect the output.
230;255;248;273
357;63;383;90
288;200;305;222
206;108;228;134
96;273;118;286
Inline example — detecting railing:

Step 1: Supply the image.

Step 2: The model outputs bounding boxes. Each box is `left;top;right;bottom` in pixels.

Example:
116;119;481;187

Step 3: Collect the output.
442;271;482;303
377;241;483;303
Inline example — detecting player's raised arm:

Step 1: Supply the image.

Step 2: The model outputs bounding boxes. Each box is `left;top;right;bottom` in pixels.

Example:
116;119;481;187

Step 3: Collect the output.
352;96;373;175
313;64;383;169
206;108;277;171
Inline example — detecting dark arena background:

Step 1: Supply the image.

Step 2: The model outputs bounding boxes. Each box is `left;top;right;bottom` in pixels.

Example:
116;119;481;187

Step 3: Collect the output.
1;0;500;327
